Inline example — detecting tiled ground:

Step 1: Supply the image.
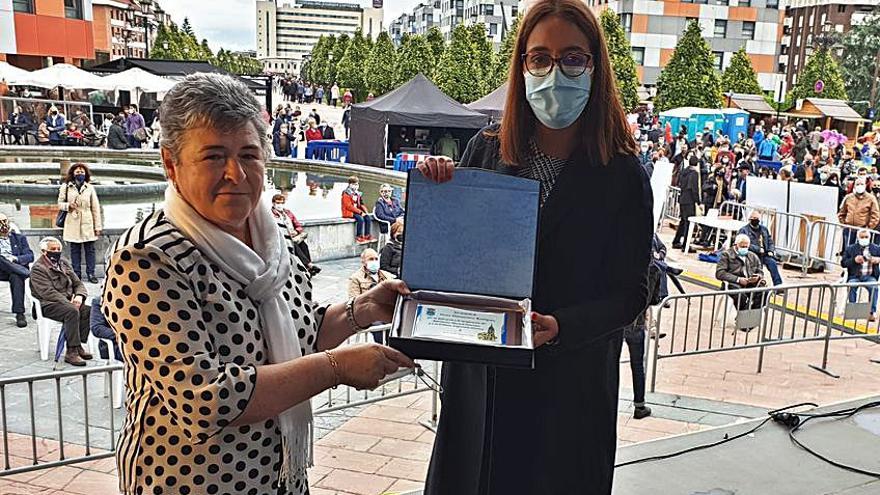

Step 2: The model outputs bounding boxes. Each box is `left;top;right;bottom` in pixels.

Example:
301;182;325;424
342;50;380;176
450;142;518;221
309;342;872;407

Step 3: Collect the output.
0;220;878;494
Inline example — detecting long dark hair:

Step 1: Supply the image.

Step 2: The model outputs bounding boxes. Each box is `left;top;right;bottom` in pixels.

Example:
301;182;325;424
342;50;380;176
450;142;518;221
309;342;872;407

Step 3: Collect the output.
65;163;91;184
496;0;636;166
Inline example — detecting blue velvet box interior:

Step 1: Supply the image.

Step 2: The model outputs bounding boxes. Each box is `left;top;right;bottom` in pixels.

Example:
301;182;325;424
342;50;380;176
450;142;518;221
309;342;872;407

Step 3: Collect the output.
388;168;541;368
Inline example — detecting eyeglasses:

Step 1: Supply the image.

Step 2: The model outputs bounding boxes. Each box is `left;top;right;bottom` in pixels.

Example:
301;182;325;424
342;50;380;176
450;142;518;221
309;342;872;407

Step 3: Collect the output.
521;51;593;78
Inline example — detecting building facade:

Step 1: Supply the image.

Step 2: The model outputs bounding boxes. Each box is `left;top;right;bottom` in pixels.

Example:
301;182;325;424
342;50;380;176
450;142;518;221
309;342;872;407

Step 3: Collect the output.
780;0;879;90
91;0;169;65
256;0;384;75
393;0;518;46
1;0;96;69
583;0;784;93
389;1;441;45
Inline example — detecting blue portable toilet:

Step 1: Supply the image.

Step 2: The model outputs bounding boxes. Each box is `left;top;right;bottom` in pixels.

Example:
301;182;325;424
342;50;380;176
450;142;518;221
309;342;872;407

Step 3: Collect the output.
659;107;725;142
721;109;750;143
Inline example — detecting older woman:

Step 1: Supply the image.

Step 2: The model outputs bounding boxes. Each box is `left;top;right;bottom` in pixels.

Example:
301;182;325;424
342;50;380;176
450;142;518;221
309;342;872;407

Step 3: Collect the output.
418;0;652;493
58;163;102;283
103;73;413;495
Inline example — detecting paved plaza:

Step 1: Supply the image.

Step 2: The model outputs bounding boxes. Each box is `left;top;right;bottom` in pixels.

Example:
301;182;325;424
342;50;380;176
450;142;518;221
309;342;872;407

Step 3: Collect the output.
0;221;878;493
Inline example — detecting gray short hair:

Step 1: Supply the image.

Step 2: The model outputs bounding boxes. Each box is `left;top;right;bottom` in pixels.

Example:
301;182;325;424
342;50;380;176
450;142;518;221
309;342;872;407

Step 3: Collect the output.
734;234;751;246
39;236;61;251
159;73;269;159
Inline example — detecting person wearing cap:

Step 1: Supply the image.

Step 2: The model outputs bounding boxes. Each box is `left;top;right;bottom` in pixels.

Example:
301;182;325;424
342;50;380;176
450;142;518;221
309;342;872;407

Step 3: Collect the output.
731;162;751;203
0;214;34;328
45;106;66;145
738;210;783;286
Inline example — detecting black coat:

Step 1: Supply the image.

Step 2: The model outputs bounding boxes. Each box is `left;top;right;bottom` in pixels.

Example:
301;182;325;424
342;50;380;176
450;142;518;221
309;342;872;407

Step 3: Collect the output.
379;240;402;277
107;124;128;150
424;127;653;495
678;165;701;206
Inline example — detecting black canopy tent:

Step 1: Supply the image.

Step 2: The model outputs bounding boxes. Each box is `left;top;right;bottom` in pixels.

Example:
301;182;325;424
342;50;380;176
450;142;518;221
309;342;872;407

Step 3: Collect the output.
349;74;489;167
466;82;508;121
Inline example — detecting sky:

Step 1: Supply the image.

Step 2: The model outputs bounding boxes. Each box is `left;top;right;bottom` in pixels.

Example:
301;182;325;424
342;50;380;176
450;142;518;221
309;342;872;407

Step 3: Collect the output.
157;0;424;52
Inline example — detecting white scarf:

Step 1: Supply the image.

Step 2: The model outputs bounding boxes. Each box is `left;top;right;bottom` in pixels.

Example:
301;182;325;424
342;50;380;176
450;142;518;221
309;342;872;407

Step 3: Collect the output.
163;186;312;483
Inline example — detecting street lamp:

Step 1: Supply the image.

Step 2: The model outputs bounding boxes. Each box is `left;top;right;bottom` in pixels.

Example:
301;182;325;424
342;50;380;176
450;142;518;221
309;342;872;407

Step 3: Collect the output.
813;22;837;51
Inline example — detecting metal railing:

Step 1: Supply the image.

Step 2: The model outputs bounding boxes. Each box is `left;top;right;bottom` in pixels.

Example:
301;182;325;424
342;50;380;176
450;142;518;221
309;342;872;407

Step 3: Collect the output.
717;200;812;262
803;220;880;274
664;186;681;224
0;364;122;476
649;280;880;393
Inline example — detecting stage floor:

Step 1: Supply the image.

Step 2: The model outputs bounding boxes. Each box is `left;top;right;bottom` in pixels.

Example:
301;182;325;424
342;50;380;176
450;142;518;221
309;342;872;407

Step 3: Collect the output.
613;396;880;495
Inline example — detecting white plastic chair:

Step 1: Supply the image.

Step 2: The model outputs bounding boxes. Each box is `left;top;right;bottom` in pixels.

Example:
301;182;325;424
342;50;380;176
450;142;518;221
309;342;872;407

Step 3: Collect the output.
371;211;392;248
26;284;60;361
90;337;125;409
713;281;739;329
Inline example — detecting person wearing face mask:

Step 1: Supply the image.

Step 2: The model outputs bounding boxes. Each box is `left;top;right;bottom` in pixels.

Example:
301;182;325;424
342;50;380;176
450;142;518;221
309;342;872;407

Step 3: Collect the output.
823;170;846;207
348;248;396;342
716;234;768;320
842;229;880;321
794;155;822;184
29;237;93;366
271;193;321;276
731;162;751;203
839;177;880;247
738;210;783;286
45;105;66;146
0;214;34;328
638;140;652;175
57;163;102;283
417;1;653;492
379;220;404;277
341;176;374;242
373;183;405;227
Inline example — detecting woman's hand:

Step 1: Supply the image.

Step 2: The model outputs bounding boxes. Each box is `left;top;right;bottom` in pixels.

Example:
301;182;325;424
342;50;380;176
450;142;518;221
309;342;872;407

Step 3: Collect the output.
355;280;411;325
333;343;415;390
532;312;559;348
416;156;455;183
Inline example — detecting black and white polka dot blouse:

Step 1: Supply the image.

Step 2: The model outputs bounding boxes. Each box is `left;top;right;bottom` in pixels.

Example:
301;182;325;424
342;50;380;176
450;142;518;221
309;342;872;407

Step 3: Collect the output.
103;210;325;495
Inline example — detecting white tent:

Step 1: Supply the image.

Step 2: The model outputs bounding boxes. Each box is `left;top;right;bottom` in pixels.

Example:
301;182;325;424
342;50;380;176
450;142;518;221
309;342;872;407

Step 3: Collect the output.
18;63;117;91
0;62;31;86
100;68;176;93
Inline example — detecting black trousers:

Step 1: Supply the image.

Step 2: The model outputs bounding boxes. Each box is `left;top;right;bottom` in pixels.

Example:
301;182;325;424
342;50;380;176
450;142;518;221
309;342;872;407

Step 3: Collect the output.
41;301;90;349
727;284;768;311
294;240;312;266
0;257;29;314
673;202;696;246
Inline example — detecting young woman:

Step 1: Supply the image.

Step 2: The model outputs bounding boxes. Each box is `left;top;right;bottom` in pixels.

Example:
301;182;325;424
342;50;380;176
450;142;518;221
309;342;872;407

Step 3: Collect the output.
418;1;652;493
57;163;102;283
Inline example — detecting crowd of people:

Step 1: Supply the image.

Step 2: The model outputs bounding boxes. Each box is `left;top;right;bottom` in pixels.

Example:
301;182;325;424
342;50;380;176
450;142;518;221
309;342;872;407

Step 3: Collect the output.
270;104;344;157
276;78;359;108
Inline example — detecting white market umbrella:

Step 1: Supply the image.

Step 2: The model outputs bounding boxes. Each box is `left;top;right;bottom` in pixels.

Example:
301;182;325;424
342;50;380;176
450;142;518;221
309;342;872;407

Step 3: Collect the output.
100;68;176;93
0;61;31;85
19;63;117;91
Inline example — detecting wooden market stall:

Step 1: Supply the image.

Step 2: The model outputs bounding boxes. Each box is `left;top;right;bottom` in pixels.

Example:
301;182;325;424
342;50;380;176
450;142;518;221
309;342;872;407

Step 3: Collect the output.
782;98;868;140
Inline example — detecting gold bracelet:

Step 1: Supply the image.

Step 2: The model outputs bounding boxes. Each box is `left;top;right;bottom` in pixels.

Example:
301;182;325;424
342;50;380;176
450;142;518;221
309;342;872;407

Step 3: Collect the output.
324;350;341;387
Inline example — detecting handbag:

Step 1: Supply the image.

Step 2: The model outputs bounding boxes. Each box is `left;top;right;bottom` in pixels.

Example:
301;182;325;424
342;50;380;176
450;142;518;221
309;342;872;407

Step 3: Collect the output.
55;186;68;228
133;127;148;142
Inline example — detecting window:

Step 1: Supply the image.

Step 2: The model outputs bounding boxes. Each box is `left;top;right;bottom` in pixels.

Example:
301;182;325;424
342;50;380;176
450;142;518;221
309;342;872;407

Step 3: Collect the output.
838;4;846;13
620;13;633;32
739;0;750;6
766;0;778;8
489;23;497;36
743;21;755;40
512;6;518;17
632;47;645;65
713;51;724;70
715;0;729;5
778;63;785;72
64;0;83;19
12;0;33;13
715;19;727;37
485;4;493;16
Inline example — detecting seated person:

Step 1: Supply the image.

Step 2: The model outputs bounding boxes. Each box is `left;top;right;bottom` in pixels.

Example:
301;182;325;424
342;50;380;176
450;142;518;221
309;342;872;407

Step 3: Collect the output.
270;193;320;275
7;106;33;145
90;295;122;361
716;234;768;318
29;237;93;366
348;248;395;343
374;183;405;230
841;229;880;322
737;210;783;286
0;214;34;327
341;176;374;243
380;220;404;277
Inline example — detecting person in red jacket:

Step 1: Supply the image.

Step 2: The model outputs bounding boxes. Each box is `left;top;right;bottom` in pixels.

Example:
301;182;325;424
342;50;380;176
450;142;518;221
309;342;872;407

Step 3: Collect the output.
341;176;374;243
304;118;323;142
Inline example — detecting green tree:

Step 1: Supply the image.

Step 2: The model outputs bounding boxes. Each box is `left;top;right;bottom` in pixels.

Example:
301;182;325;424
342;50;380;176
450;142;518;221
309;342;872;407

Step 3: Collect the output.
720;47;763;96
492;13;521;89
181;17;195;37
790;47;848;102
599;10;639;111
395;34;434;86
434;24;483;103
331;33;350;84
654;20;722;111
307;35;331;85
336;29;369;100
364;32;397;95
200;39;214;61
426;27;445;77
841;14;880;115
150;23;176;59
468;23;495;97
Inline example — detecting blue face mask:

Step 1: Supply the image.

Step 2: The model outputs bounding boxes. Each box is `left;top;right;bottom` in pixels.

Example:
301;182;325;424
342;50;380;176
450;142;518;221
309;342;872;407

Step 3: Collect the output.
524;67;591;130
74;175;86;184
737;247;750;257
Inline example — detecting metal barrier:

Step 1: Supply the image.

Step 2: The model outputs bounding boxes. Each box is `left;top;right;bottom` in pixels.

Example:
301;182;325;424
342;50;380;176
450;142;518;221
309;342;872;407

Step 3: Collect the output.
664;186;681;224
0;364;122;476
803;220;880;274
717;201;812;263
649;280;880;392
